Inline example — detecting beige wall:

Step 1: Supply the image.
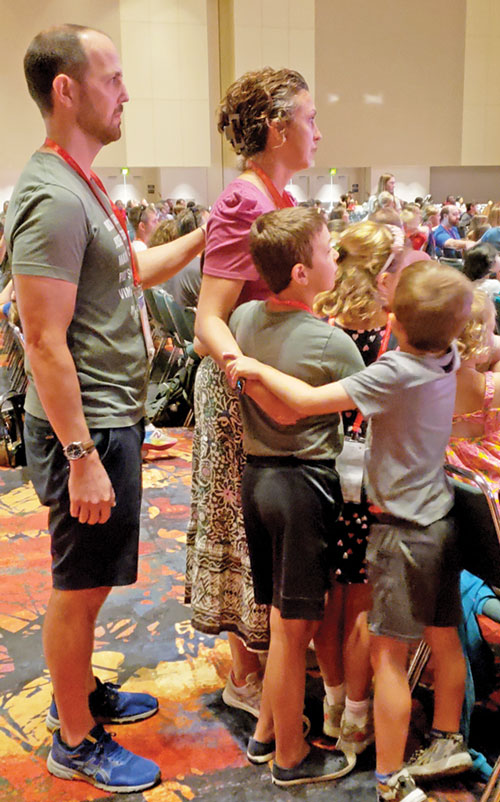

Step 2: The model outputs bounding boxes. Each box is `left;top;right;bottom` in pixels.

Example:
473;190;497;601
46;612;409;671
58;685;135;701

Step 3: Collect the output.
461;0;500;165
315;0;466;167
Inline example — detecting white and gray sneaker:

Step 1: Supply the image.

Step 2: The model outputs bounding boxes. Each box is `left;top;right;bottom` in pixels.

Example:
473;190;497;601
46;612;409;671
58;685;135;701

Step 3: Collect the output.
376;768;427;802
222;671;262;718
406;732;473;778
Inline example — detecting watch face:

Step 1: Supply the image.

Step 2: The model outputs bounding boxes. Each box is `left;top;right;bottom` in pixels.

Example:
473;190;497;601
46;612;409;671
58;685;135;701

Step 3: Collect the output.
66;443;84;459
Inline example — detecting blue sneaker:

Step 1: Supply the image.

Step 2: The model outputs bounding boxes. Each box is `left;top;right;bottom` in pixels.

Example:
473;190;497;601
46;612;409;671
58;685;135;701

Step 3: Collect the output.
47;724;161;793
46;677;159;732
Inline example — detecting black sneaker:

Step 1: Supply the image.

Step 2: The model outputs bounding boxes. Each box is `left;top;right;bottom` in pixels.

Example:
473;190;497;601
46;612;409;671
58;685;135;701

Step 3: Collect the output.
271;744;356;786
47;724;160;793
247;737;276;764
46;677;158;731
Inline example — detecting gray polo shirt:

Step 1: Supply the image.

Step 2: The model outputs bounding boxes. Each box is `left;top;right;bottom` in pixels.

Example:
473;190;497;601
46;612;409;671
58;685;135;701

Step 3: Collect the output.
6;152;148;427
229;301;364;459
341;345;460;525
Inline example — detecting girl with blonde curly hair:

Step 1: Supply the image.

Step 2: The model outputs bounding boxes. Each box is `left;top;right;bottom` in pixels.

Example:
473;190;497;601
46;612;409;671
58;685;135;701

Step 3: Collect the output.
313;220;406;753
447;289;500;504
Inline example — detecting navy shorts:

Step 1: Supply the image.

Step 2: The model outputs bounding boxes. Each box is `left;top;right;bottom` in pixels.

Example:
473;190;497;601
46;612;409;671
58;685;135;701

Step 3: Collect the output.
24;413;144;591
242;456;342;620
366;512;461;641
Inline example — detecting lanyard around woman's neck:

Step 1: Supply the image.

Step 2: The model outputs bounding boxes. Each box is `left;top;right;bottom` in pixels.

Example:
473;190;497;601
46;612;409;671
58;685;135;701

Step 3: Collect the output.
246;160;294;209
43;138;141;286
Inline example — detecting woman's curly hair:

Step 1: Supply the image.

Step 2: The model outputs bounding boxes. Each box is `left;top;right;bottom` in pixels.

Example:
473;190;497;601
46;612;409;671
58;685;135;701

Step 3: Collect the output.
314;221;400;320
456;288;495;363
217;67;308;159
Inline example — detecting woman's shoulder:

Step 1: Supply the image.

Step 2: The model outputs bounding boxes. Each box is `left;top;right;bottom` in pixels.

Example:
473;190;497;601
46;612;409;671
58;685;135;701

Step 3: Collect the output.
211;179;273;220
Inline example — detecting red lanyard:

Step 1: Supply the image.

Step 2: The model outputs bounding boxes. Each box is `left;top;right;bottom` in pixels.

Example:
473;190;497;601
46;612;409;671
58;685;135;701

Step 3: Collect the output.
247;160;295;209
351;319;392;434
267;296;313;314
43;138;141;286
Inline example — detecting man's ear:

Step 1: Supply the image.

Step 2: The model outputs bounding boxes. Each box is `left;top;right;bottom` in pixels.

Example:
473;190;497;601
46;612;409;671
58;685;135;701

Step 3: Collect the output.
290;262;309;286
52;74;78;110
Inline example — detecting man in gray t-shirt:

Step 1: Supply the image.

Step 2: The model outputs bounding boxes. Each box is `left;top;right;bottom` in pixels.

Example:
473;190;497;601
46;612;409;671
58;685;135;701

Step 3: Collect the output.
5;24;204;793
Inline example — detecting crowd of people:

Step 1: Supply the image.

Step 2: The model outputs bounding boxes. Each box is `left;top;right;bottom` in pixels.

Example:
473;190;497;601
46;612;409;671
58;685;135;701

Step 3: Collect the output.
2;21;500;802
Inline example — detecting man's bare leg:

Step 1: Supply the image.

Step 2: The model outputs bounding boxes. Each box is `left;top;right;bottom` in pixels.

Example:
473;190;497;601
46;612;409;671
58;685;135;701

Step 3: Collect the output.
43;586;111;746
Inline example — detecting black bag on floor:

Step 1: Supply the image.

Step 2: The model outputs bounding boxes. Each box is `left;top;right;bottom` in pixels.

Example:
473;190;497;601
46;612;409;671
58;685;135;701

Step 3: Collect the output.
0;391;26;467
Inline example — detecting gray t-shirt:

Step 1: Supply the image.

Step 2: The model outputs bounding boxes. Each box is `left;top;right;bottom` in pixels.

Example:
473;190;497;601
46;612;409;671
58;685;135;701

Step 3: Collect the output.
341;345;460;525
229;301;364;459
161;256;201;309
6;152;148;427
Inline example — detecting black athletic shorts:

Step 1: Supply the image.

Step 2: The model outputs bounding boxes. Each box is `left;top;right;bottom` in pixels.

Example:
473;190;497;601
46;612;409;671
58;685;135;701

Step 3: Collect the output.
24;413;144;590
242;456;342;620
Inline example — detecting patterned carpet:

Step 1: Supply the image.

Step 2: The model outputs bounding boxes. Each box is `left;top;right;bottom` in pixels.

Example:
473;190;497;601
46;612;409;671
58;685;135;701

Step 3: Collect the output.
0;427;498;801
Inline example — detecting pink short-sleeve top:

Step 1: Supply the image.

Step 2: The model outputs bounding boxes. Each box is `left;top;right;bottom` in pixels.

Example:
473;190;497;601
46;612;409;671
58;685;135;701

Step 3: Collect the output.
203;178;295;307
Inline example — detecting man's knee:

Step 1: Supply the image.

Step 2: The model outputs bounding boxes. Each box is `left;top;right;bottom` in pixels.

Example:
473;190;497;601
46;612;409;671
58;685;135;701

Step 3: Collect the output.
48;586;112;621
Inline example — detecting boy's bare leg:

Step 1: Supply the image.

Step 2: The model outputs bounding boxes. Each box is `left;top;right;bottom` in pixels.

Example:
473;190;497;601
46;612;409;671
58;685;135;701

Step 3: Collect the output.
314;581;344;686
43;586;111;747
256;606;319;767
343;587;372;701
424;626;465;732
370;634;410;775
227;632;262;684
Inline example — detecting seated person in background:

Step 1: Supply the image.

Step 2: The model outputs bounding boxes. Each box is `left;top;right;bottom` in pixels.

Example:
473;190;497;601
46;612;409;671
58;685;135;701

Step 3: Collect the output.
447;288;500;505
459;202;478;237
128;203;159;252
467;214;490;242
150;206;208;309
480;201;500;252
228;206;363;786
401;207;428;251
227;261;474;802
434;205;473;258
462;242;500;301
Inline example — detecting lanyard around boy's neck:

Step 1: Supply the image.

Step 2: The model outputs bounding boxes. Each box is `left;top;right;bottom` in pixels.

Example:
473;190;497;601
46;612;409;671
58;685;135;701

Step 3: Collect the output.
43;138;140;287
350;319;392;434
267;296;313;314
247;160;295;209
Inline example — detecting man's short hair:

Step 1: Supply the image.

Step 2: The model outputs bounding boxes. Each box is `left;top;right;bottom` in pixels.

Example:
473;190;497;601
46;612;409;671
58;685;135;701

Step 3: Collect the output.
393;261;473;353
463;242;498;281
24;24;95;115
249;207;326;294
440;204;454;221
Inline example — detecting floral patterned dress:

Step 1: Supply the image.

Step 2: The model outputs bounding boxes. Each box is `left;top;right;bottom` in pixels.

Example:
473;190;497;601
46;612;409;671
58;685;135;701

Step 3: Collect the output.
446;372;500;508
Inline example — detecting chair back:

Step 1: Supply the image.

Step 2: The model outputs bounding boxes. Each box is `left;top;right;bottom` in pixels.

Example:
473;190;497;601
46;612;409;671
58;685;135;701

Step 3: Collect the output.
445;463;500;590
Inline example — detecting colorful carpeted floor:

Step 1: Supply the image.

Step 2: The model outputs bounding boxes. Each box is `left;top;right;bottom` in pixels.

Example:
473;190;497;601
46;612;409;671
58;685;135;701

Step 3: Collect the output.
0;427;499;802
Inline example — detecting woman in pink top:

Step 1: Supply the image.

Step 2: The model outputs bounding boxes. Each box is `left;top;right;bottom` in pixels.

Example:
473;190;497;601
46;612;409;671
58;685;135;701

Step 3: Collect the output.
185;67;321;716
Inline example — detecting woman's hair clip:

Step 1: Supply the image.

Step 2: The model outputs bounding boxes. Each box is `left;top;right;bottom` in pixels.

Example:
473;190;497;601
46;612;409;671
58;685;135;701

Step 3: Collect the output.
224;114;245;154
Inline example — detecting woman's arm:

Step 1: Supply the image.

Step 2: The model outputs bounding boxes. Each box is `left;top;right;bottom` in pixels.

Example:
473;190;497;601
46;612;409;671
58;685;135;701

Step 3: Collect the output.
226;355;356;416
194;275;245;367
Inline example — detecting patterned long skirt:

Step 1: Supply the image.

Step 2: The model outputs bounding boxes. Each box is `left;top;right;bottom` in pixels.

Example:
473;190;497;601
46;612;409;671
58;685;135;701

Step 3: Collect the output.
185;356;269;651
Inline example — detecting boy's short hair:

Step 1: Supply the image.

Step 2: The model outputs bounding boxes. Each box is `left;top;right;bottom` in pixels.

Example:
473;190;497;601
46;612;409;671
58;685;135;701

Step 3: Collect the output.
249;207;326;293
393;261;473;353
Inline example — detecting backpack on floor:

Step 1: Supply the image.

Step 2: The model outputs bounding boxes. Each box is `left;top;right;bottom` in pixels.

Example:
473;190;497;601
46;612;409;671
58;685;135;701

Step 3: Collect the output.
0;391;26;467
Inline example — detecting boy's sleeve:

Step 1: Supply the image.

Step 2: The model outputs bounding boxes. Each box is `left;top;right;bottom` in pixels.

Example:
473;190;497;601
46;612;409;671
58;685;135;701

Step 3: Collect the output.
340;353;404;417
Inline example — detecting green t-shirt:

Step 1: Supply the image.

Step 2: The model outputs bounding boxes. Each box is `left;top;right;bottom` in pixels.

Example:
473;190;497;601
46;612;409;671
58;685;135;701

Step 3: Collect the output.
229;301;364;459
6;152;147;427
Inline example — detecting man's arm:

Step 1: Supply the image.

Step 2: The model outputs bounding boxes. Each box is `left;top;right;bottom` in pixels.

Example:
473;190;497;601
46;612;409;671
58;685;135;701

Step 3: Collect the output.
226;355;356;416
137;227;205;288
14;274;115;524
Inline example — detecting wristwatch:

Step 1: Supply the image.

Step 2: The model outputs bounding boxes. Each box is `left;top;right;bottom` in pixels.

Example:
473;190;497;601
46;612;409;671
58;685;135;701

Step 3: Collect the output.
63;439;96;460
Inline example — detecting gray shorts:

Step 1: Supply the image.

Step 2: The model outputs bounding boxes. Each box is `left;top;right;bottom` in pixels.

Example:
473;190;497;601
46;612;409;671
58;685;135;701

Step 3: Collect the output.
366;513;461;641
24;413;144;591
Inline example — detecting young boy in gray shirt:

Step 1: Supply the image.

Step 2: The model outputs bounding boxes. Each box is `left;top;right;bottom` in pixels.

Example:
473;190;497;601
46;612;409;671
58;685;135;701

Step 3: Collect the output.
228;207;364;786
227;261;474;802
